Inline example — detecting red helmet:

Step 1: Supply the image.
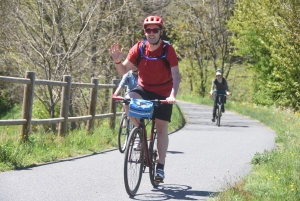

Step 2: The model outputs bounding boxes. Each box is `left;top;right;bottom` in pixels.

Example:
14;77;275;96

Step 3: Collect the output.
143;16;164;28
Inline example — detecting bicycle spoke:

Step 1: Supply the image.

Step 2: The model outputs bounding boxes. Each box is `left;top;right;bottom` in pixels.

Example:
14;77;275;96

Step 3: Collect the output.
124;128;144;196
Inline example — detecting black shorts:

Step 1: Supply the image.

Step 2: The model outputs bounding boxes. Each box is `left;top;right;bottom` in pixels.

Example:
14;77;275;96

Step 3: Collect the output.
131;85;173;122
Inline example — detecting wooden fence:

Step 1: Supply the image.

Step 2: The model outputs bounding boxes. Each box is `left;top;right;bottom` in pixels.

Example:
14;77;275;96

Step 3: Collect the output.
0;71;121;141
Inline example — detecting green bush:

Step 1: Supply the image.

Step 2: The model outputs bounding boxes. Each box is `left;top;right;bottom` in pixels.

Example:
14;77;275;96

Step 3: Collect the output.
32;100;60;133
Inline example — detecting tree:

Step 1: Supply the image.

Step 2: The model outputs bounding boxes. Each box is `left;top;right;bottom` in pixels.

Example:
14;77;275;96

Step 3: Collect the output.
1;0;171;132
0;0;22;113
167;0;235;97
228;0;300;111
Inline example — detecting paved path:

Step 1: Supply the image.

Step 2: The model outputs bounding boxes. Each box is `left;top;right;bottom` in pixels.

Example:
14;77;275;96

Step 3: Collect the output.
0;101;276;201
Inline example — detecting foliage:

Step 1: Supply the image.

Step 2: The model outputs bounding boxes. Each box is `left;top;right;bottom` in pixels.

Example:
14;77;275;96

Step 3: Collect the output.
178;59;253;104
0;97;11;115
0;104;21;120
228;0;300;111
166;0;236;97
31;99;60;133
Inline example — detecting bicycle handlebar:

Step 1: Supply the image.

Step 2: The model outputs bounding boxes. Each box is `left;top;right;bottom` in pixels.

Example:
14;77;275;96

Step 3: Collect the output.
112;95;170;105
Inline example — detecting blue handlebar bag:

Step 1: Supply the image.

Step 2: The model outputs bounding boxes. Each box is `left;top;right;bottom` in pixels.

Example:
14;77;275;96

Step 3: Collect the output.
129;99;153;119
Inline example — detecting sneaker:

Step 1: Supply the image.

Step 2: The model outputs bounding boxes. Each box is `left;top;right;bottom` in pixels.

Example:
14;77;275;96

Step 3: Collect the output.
133;138;141;151
211;118;215;122
155;169;165;182
221;107;225;113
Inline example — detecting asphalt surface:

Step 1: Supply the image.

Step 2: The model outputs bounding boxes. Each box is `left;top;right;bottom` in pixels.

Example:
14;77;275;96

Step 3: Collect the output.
0;101;276;201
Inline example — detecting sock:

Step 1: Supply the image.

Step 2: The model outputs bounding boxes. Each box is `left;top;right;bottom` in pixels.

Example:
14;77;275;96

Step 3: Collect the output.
156;163;164;170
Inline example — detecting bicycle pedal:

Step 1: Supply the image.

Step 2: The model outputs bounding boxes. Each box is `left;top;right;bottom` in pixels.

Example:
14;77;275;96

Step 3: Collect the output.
155;179;164;183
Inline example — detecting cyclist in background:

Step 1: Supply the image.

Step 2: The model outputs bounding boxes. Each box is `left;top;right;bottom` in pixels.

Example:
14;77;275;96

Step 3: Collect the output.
113;66;138;98
209;69;231;122
110;16;181;182
113;66;138;127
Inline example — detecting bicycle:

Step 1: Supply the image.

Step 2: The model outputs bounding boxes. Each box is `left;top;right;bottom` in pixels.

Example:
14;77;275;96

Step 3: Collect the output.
214;94;226;127
118;112;133;153
112;95;169;196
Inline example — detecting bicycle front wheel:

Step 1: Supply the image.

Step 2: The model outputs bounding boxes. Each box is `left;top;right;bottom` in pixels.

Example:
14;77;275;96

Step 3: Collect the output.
118;113;129;153
149;128;159;188
124;127;144;196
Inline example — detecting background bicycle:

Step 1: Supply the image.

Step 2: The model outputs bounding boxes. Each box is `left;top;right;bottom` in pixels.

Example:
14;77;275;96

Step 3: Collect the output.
117;112;133;153
214;94;227;127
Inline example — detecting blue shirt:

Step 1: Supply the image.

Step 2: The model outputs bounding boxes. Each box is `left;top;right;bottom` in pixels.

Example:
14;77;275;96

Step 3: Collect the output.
119;70;138;94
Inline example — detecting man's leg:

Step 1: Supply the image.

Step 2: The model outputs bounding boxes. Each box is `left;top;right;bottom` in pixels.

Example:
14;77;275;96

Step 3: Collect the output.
156;119;169;165
212;99;217;122
155;118;169;181
221;96;225;113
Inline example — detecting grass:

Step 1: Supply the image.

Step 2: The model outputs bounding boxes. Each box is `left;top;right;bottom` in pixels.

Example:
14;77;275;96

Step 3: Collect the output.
177;93;300;201
0;104;185;172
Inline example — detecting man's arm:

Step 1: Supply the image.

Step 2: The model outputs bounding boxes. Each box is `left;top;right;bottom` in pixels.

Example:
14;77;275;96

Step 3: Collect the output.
115;59;135;76
113;86;122;96
209;80;215;95
169;66;181;99
224;79;231;95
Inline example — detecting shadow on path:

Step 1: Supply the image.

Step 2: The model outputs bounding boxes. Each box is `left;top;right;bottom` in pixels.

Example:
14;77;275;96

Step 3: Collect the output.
132;184;218;200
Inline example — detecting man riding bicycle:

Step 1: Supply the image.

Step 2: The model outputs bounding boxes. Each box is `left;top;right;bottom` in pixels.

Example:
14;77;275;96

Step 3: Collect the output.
209;69;231;122
110;16;181;182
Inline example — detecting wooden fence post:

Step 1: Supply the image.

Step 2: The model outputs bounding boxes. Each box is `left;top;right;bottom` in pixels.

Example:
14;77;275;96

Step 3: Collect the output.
21;71;36;141
58;75;72;136
109;79;120;129
86;78;99;133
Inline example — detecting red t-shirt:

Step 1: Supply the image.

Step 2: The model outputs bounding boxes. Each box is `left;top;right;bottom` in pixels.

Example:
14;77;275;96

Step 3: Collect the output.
127;41;178;97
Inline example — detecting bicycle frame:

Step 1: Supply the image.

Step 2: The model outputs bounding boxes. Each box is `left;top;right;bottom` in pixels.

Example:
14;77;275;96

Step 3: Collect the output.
215;94;226;127
138;117;156;168
216;94;225;105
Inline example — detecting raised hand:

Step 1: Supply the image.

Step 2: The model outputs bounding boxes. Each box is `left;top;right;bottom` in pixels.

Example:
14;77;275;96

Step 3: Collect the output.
110;43;123;63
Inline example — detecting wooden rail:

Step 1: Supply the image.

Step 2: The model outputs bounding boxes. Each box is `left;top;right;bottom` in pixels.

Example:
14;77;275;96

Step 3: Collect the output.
0;71;121;141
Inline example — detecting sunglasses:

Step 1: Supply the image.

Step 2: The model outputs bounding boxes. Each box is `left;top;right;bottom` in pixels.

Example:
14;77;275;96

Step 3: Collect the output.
144;28;161;34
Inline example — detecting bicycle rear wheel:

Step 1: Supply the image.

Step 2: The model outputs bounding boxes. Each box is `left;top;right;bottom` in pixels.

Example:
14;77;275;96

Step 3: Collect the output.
217;104;221;127
124;127;144;196
118;113;129;153
149;128;159;188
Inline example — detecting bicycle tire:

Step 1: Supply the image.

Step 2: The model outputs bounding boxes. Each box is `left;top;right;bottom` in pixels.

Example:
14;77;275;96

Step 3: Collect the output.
124;127;144;196
217;104;221;127
118;113;129;153
215;106;219;126
149;128;159;188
